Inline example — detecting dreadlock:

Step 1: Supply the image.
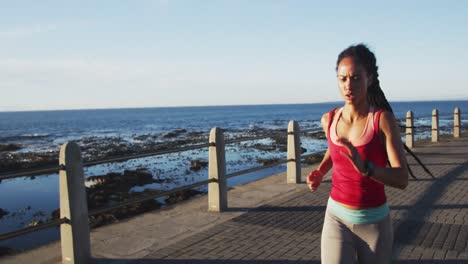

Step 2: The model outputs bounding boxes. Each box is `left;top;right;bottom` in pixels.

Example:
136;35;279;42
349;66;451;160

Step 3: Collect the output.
335;44;434;179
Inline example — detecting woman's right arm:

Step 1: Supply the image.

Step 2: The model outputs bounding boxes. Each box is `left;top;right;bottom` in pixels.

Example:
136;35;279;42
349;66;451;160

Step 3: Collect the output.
316;112;332;174
316;148;332;175
307;113;332;191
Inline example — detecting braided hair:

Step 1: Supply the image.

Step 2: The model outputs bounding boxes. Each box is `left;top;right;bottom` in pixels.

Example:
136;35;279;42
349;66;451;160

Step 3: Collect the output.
336;44;393;113
335;44;434;179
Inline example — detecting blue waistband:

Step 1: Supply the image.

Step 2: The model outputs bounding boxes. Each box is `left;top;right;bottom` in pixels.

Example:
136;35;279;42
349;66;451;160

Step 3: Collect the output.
327;197;390;225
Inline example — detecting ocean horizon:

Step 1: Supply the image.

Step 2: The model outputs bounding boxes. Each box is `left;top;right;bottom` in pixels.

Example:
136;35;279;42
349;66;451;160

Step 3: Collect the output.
1;98;467;113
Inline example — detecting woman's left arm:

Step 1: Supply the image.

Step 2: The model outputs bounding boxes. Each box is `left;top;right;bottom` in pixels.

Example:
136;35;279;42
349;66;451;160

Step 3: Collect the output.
371;111;409;189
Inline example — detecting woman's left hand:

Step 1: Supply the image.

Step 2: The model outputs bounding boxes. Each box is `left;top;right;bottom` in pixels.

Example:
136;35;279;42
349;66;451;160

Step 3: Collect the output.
338;138;366;175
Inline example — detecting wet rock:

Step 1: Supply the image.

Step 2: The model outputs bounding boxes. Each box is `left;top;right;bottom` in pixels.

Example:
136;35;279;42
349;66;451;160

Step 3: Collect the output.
52;192;162;228
86;175;108;186
190;160;208;171
163;132;177;138
27;219;43;227
304;152;325;165
187;131;204;137
51;209;60;219
80;136;99;144
0;144;21;152
86;169;155;193
271;134;287;146
165;189;203;205
0;247;17;257
256;158;281;166
306;131;326;140
163;129;187;138
32;211;46;218
0;133;209;173
252;144;276;152
81;169;166;227
153;177;171;184
278;146;287;152
88;198;161;228
115;199;161;219
134;134;159;141
89;214;118;228
87;193;106;209
85;169;157;210
0;151;58;172
0;208;9;219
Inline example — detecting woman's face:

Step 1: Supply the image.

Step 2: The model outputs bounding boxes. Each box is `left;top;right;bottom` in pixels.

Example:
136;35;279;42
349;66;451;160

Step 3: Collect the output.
337;57;370;105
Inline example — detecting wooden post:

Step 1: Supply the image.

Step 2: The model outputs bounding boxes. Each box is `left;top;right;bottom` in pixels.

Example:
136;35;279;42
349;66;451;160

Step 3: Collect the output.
287;120;301;184
454;107;461;138
432;109;439;142
208;127;227;212
59;142;91;264
406;111;414;148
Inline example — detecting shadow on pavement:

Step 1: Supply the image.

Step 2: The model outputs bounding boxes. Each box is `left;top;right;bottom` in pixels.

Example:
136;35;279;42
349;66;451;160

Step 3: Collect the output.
394;261;465;264
226;205;326;213
393;161;468;247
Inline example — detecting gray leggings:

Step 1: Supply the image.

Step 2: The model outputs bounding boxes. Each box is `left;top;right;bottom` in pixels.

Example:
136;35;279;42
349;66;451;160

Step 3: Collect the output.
321;208;393;264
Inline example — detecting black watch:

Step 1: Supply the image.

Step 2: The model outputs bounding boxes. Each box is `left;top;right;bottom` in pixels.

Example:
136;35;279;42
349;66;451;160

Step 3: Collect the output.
362;161;375;177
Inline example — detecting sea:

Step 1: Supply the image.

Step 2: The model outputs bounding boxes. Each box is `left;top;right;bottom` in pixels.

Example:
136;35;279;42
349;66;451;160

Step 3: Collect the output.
0;100;466;252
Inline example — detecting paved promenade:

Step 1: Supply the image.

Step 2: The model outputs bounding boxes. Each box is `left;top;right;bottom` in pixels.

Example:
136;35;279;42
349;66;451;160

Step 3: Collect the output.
2;135;467;263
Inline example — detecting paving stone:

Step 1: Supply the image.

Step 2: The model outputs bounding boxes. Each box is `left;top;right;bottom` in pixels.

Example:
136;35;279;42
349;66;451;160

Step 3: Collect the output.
433;249;448;260
141;139;468;263
445;250;459;259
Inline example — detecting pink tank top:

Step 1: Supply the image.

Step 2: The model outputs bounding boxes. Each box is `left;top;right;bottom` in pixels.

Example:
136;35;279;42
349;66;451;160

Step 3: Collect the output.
327;107;388;207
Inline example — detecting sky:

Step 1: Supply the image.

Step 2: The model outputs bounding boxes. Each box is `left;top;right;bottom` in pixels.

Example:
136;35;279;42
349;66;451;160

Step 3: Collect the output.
1;0;468;111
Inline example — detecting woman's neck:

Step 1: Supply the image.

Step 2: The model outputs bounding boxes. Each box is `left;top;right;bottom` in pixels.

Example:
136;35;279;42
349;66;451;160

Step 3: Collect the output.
342;102;370;123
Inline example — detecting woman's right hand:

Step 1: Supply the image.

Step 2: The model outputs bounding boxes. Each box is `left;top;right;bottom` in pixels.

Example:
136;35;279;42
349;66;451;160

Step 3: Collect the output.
307;169;324;192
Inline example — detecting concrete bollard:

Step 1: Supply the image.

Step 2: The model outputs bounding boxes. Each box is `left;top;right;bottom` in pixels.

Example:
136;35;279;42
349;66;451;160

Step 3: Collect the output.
59;142;91;264
406;111;414;148
432;109;439;142
287;120;301;184
208;127;227;212
454;107;461;138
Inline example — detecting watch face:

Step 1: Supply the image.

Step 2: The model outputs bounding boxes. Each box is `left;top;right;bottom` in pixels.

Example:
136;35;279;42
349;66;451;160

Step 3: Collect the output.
368;162;375;177
362;162;369;177
363;161;375;177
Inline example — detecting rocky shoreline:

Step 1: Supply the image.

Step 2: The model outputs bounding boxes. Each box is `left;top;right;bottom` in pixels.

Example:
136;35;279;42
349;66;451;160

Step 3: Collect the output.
46;168;203;229
0;128;326;254
0;130;210;173
0;127;326;174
